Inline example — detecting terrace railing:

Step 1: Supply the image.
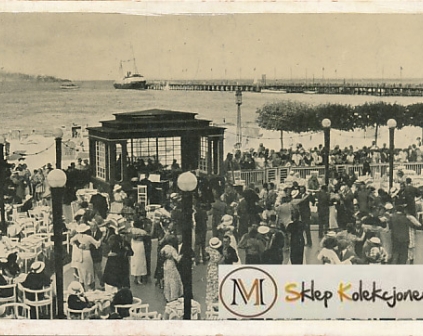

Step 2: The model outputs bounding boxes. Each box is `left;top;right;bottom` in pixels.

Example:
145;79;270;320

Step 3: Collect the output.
238;162;423;187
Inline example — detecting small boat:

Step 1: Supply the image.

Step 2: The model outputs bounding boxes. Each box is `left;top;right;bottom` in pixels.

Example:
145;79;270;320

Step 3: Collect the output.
303;90;317;94
261;89;287;94
60;81;79;90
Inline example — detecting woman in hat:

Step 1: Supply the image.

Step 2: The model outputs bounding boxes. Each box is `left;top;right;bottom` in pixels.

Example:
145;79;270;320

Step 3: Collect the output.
205;237;224;310
22;261;51;308
160;242;183;302
67;281;93;313
70;224;101;291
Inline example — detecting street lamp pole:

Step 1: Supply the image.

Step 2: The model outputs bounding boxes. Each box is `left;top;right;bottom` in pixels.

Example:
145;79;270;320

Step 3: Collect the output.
47;169;67;319
0;139;6;234
235;89;243;147
387;119;397;191
53;128;63;170
322;118;331;186
177;171;198;320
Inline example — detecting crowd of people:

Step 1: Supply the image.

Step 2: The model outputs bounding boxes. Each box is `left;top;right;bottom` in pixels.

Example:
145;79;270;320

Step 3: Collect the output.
223;138;423;172
2;144;423;319
2;157;91;210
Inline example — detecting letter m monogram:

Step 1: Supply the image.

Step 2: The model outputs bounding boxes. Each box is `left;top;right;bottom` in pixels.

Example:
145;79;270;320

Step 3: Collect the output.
231;278;266;306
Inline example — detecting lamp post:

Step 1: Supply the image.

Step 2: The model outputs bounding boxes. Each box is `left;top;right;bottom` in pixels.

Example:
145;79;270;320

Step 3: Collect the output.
387;119;397;191
235;88;243;147
0;137;6;234
47;169;67;319
322;118;331;186
177;171;198;320
53;128;63;170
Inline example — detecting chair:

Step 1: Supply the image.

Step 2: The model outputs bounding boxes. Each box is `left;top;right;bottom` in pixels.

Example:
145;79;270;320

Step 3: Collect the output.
0;302;31;319
63;231;70;254
20;220;37;238
137;185;148;205
18;283;53;319
113;297;142;316
0;283;17;304
66;305;97;320
128;303;149;319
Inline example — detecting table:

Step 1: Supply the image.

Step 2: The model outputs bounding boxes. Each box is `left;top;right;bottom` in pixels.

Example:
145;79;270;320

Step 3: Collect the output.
84;290;114;317
164;298;201;320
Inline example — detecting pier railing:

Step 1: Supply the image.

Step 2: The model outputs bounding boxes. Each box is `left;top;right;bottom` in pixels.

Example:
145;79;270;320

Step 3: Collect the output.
239;163;423;187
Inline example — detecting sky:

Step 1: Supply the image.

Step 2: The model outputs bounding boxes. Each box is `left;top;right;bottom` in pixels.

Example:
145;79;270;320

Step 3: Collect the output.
1;12;423;81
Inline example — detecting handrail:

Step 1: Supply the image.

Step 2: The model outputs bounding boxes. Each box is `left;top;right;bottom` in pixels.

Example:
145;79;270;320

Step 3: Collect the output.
238;162;423;187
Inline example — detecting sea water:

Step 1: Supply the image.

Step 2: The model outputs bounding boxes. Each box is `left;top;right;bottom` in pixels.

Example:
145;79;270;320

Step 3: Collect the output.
1;79;423;169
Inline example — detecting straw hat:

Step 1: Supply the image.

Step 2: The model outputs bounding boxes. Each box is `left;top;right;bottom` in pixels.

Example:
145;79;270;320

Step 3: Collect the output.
76;224;91;233
209;237;222;249
24;194;32;201
113;184;122;192
30;261;45;274
384;203;393;210
170;193;180;200
369;237;381;245
221;214;233;224
67;281;84;295
258;226;270;234
326;231;337;237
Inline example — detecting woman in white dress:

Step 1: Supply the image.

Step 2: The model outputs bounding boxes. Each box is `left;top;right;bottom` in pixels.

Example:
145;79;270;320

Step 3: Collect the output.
70;224;101;291
129;219;148;285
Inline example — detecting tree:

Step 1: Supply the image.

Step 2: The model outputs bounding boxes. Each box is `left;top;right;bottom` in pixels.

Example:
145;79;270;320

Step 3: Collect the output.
256;100;312;149
353;102;406;145
406;103;423;139
313;103;355;131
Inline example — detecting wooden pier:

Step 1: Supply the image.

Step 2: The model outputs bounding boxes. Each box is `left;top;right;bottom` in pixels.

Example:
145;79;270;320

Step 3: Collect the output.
147;81;423;97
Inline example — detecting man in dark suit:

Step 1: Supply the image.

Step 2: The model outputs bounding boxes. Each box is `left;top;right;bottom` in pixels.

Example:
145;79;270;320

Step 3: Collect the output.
297;185;314;247
337;238;362;264
390;205;411;264
221;235;239;264
404;178;420;217
89;216;104;290
316;185;330;238
90;189;109;219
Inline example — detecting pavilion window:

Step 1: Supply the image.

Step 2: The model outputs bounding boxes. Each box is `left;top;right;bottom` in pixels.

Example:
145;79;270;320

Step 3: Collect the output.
199;136;208;173
95;141;106;180
128;136;181;168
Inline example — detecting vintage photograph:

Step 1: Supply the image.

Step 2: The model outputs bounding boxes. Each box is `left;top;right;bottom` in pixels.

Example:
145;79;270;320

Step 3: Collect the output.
0;8;423;327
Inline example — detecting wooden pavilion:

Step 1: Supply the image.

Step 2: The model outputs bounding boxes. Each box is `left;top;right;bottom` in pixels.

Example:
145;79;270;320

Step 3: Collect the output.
87;109;225;194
